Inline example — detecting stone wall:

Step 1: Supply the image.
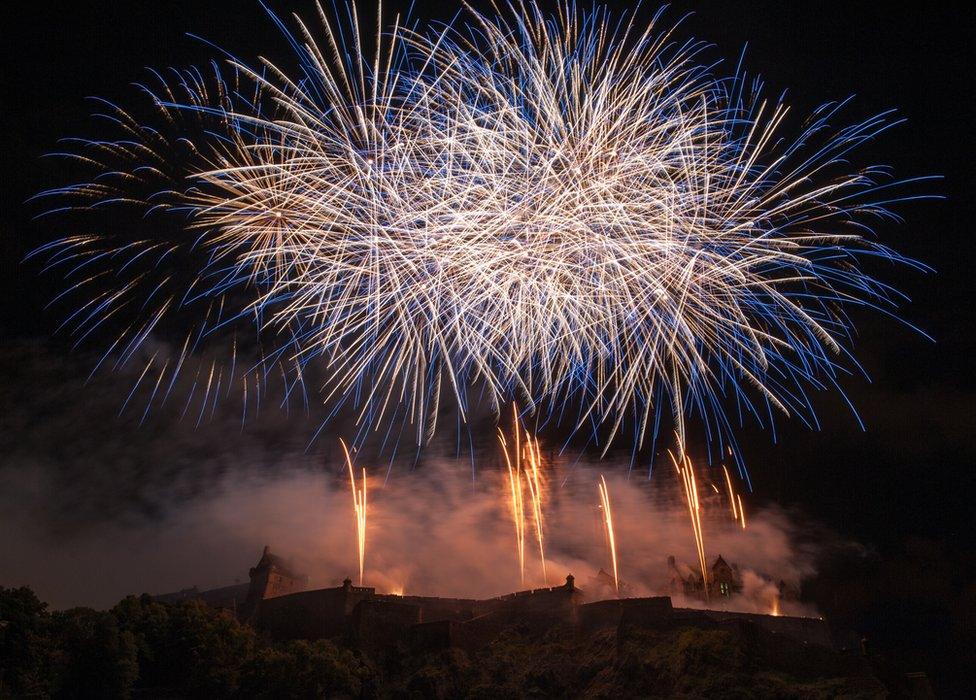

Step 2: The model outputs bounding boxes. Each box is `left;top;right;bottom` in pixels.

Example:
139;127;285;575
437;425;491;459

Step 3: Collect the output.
352;600;422;650
248;579;833;651
253;585;373;640
579;596;674;633
385;594;482;622
674;607;834;647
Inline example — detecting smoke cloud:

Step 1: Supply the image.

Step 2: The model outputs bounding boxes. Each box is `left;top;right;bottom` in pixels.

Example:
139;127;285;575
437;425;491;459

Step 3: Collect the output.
1;339;820;616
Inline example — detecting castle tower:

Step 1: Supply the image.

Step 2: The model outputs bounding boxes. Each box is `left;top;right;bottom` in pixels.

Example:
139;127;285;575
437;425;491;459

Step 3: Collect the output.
241;545;309;618
711;555;742;598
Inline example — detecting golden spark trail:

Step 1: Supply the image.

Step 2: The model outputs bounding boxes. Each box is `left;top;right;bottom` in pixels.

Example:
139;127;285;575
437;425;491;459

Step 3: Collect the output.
498;429;526;585
722;465;739;521
498;406;548;586
671;450;709;601
524;431;548;585
340;440;367;586
598;475;619;595
738;494;747;530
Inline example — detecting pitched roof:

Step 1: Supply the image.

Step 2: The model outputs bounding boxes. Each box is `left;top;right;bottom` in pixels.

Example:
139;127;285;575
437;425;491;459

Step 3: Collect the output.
253;545;306;581
712;555;731;570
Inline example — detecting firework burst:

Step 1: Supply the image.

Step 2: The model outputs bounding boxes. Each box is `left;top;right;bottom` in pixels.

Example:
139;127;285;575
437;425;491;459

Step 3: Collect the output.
34;1;929;462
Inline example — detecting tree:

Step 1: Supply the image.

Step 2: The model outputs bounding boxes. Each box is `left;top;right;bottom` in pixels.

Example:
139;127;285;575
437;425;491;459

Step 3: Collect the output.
114;595;255;697
0;586;56;697
240;639;373;699
51;608;138;698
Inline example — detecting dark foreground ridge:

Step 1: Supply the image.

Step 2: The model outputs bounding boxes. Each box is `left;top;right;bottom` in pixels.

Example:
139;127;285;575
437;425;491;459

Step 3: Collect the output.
0;548;929;697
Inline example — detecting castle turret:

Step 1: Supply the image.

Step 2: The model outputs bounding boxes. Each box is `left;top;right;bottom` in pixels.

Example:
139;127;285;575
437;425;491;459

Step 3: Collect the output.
711;555;742;598
240;545;309;619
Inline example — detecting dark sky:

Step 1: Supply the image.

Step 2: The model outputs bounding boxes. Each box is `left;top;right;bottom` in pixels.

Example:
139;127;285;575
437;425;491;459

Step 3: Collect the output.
1;0;973;619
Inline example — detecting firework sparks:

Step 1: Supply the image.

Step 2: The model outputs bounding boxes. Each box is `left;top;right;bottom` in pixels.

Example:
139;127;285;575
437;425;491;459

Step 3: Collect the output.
722;465;739;522
671;450;709;601
597;475;620;596
523;430;549;585
340;439;367;586
35;1;928;461
498;429;526;585
498;406;548;586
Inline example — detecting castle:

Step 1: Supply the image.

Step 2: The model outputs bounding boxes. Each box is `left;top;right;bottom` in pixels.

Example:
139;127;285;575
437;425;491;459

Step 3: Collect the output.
667;553;744;599
666;553;797;604
241;545;309;616
157;545;832;651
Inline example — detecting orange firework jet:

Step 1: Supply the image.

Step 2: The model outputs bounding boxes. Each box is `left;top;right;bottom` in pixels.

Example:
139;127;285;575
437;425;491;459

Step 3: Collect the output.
722;464;748;530
670;449;709;601
339;439;367;586
523;429;549;585
498;429;526;585
598;475;619;595
722;465;739;521
498;406;548;586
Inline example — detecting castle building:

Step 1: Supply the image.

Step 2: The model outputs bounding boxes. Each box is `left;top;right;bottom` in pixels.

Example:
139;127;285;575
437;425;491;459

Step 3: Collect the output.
586;568;630;598
711;555;743;598
241;545;309;619
667;554;742;600
156;546;833;650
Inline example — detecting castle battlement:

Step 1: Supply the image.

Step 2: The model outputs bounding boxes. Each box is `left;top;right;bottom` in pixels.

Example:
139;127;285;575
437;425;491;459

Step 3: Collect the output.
162;547;832;651
491;573;576;600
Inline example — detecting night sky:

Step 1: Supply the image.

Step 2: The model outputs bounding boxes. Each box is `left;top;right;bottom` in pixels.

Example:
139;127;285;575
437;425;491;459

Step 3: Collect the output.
2;1;974;691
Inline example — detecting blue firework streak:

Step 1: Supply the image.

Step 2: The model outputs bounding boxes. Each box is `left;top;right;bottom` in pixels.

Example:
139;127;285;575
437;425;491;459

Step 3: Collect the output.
31;1;934;473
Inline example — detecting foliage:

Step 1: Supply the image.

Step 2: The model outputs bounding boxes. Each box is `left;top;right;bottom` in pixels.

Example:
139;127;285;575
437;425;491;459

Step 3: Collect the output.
0;588;139;698
239;639;372;698
2;586;889;698
0;586;56;697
